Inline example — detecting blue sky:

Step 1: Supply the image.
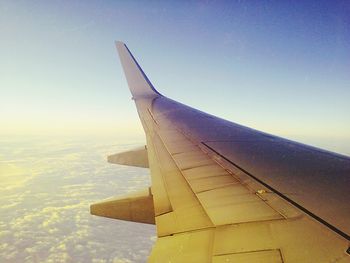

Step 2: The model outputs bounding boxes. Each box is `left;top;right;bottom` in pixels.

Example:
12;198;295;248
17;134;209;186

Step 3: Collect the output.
1;1;349;153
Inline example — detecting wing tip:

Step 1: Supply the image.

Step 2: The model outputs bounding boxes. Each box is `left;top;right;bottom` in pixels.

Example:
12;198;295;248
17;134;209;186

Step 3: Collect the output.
115;40;162;98
115;40;125;47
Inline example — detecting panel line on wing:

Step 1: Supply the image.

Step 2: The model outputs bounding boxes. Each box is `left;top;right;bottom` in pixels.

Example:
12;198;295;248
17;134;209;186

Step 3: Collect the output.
147;108;159;125
156;126;285;227
201;141;350;241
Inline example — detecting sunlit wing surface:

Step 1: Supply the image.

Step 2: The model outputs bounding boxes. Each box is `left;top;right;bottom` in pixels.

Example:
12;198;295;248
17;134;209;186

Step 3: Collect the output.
92;42;350;262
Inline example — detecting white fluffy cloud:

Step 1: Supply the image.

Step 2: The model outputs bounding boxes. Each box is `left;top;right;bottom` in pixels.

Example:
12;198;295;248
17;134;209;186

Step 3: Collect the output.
0;137;155;262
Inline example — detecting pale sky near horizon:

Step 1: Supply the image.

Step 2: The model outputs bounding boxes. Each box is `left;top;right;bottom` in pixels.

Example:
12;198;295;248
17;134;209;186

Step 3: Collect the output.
1;1;350;154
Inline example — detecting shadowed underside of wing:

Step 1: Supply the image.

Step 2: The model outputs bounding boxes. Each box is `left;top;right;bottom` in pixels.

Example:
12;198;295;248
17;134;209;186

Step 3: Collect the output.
112;41;350;262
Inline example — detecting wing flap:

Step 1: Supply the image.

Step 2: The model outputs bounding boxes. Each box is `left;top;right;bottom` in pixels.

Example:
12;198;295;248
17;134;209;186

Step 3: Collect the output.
149;229;214;263
149;130;213;236
197;185;282;225
212;249;283;263
157;125;283;226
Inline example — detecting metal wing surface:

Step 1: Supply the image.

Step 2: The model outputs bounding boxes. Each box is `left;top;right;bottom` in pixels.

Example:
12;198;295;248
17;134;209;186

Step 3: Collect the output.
115;41;350;263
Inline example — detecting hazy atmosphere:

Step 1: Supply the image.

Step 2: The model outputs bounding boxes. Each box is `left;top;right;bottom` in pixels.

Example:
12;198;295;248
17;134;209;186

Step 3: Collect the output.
1;1;349;262
1;1;350;151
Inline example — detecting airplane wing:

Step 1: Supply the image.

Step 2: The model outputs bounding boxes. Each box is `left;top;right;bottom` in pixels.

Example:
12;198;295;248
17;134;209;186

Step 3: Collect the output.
92;42;350;262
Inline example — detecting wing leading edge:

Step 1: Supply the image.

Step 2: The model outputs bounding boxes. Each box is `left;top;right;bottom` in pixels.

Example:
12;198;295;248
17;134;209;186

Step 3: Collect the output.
93;42;350;262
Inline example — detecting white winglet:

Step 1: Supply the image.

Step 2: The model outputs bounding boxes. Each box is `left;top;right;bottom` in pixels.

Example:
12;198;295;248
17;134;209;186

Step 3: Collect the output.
115;41;161;99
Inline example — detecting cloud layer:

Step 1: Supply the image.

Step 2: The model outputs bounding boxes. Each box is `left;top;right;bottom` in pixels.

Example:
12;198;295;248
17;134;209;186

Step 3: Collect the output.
0;136;155;263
